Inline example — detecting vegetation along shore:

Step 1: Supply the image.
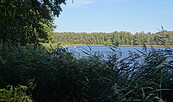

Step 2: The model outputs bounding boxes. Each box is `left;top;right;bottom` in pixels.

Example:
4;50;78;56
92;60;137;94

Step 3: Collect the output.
1;0;173;102
50;31;173;47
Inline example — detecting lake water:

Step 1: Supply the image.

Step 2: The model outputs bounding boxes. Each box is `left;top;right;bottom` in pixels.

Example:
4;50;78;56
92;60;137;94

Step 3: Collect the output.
67;46;168;59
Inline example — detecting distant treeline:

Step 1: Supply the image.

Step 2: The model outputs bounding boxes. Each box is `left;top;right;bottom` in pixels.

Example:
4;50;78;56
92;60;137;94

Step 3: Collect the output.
51;31;173;46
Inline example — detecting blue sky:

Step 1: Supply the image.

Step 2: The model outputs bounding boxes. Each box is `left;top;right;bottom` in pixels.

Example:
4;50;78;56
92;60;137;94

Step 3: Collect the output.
54;0;173;34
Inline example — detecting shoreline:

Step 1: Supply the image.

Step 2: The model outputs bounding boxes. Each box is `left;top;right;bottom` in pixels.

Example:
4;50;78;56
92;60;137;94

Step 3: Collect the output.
43;43;173;48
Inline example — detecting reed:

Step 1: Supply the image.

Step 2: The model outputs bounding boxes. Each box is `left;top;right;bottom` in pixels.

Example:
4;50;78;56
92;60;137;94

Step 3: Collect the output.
0;44;173;101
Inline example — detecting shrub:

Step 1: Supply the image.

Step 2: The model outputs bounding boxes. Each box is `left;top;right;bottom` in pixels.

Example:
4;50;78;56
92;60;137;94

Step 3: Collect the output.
0;85;32;102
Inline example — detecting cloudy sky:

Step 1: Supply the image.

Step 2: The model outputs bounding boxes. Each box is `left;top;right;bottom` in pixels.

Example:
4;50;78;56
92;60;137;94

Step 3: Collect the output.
54;0;173;34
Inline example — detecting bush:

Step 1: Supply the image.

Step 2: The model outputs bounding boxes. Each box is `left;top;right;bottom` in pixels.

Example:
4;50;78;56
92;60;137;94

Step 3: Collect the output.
0;85;32;102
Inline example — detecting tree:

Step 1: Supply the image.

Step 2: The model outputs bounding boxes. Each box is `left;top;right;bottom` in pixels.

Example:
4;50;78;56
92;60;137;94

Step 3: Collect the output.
0;0;66;46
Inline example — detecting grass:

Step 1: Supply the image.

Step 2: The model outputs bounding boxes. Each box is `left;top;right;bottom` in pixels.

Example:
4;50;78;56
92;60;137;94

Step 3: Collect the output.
0;44;173;101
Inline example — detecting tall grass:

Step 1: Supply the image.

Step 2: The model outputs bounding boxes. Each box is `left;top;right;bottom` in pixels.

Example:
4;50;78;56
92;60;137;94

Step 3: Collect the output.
0;44;173;102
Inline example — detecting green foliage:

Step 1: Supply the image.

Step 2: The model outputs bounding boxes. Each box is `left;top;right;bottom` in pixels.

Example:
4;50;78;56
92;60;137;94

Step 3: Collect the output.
2;0;172;101
0;44;173;101
51;31;173;46
0;0;65;46
0;85;33;102
119;47;173;102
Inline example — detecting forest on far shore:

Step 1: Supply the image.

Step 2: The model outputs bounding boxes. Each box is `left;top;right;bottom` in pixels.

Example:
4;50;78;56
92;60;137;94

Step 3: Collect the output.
51;31;173;46
1;0;173;101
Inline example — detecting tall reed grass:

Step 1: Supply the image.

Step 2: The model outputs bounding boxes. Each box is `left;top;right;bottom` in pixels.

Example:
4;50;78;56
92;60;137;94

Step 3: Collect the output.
0;44;173;102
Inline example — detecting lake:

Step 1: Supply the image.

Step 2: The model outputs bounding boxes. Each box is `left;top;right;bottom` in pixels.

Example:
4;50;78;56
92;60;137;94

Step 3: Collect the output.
67;46;168;59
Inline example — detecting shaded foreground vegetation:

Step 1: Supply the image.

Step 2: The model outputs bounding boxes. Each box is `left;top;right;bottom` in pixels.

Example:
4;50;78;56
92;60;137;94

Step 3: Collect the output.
1;0;173;101
0;44;173;102
51;31;173;46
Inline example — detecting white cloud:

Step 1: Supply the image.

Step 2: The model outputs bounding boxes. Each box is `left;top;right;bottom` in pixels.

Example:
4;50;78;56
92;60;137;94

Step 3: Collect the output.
66;0;131;8
66;0;94;8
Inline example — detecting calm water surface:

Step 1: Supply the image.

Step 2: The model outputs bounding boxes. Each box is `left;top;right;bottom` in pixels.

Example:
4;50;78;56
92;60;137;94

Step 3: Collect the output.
67;46;166;58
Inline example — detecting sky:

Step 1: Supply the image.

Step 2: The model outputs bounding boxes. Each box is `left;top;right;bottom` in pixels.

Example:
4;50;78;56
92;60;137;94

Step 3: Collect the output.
54;0;173;34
